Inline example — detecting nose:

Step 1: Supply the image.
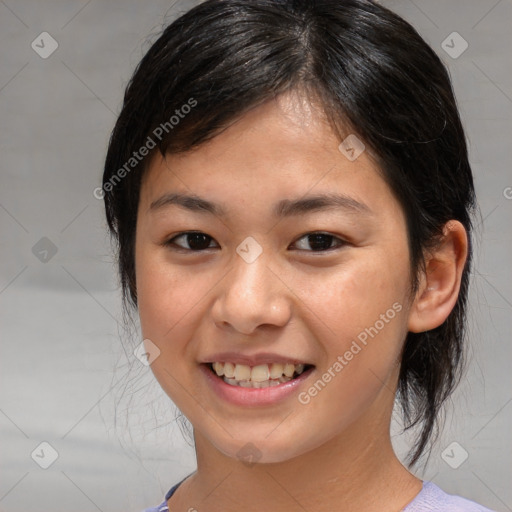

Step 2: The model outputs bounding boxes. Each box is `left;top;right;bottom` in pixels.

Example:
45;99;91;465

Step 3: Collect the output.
212;247;292;335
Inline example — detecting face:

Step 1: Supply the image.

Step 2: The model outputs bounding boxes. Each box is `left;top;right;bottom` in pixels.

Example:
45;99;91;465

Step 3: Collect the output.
135;91;414;464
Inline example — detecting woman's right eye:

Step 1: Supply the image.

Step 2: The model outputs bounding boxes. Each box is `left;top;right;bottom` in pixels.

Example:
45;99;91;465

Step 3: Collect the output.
165;231;218;251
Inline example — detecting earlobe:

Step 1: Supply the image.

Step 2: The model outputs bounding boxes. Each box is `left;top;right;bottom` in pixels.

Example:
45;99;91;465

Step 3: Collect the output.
408;221;468;333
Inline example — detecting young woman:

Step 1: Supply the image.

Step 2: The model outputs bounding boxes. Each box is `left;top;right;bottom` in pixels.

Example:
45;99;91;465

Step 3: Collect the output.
102;1;496;510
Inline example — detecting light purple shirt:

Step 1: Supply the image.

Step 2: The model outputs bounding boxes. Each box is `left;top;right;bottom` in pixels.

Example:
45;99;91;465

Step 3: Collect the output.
143;479;497;511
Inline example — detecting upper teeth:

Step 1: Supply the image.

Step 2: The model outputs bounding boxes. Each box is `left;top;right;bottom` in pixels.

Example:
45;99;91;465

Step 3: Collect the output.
212;362;306;382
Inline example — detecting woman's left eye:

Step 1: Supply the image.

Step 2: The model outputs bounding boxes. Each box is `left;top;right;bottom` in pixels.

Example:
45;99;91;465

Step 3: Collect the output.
291;232;347;252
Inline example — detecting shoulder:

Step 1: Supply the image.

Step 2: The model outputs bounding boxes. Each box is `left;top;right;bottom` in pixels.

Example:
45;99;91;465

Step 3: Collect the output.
403;481;497;512
140;503;168;512
141;475;188;512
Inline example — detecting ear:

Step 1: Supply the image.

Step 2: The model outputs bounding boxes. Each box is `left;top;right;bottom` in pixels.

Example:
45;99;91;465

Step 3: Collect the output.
408;220;468;333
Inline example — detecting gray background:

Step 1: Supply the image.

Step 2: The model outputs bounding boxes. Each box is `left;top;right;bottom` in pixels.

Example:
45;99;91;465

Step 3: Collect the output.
0;1;510;511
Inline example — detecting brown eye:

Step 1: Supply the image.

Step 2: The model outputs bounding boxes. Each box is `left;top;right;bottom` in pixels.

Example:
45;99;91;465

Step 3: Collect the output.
292;232;346;252
166;232;218;251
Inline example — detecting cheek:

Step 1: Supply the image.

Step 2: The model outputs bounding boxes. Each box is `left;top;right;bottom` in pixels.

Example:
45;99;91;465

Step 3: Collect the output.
134;249;215;403
135;245;202;344
292;259;408;428
302;248;409;335
296;248;410;384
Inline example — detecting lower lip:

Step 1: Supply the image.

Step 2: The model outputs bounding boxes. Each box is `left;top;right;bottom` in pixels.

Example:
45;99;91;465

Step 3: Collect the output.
199;363;315;407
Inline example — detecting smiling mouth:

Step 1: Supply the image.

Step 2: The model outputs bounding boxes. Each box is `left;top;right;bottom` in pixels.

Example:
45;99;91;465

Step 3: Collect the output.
206;361;315;388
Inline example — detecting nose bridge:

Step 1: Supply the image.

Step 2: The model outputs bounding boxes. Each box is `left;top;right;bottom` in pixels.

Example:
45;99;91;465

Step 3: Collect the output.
232;250;272;301
213;239;290;333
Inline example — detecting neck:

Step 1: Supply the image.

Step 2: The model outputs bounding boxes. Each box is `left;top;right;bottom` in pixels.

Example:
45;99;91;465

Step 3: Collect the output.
171;402;422;512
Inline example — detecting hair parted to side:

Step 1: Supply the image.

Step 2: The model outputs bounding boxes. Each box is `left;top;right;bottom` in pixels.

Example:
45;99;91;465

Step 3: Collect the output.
102;0;476;466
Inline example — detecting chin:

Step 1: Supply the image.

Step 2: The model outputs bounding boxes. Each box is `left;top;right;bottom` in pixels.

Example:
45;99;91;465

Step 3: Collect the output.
208;428;327;465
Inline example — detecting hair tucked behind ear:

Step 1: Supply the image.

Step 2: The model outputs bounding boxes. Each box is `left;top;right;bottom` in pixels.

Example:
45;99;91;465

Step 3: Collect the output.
102;0;475;466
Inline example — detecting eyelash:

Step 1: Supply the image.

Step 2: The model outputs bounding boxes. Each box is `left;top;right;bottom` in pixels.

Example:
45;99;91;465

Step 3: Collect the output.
163;231;348;253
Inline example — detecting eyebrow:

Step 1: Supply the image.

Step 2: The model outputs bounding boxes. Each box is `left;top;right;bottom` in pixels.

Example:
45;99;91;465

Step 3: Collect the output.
149;192;373;217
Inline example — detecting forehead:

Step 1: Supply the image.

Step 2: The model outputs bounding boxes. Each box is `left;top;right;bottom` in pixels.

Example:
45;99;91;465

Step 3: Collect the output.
138;91;398;220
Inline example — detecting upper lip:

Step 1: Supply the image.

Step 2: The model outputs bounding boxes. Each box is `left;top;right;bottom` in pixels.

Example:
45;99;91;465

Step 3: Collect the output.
201;352;313;367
